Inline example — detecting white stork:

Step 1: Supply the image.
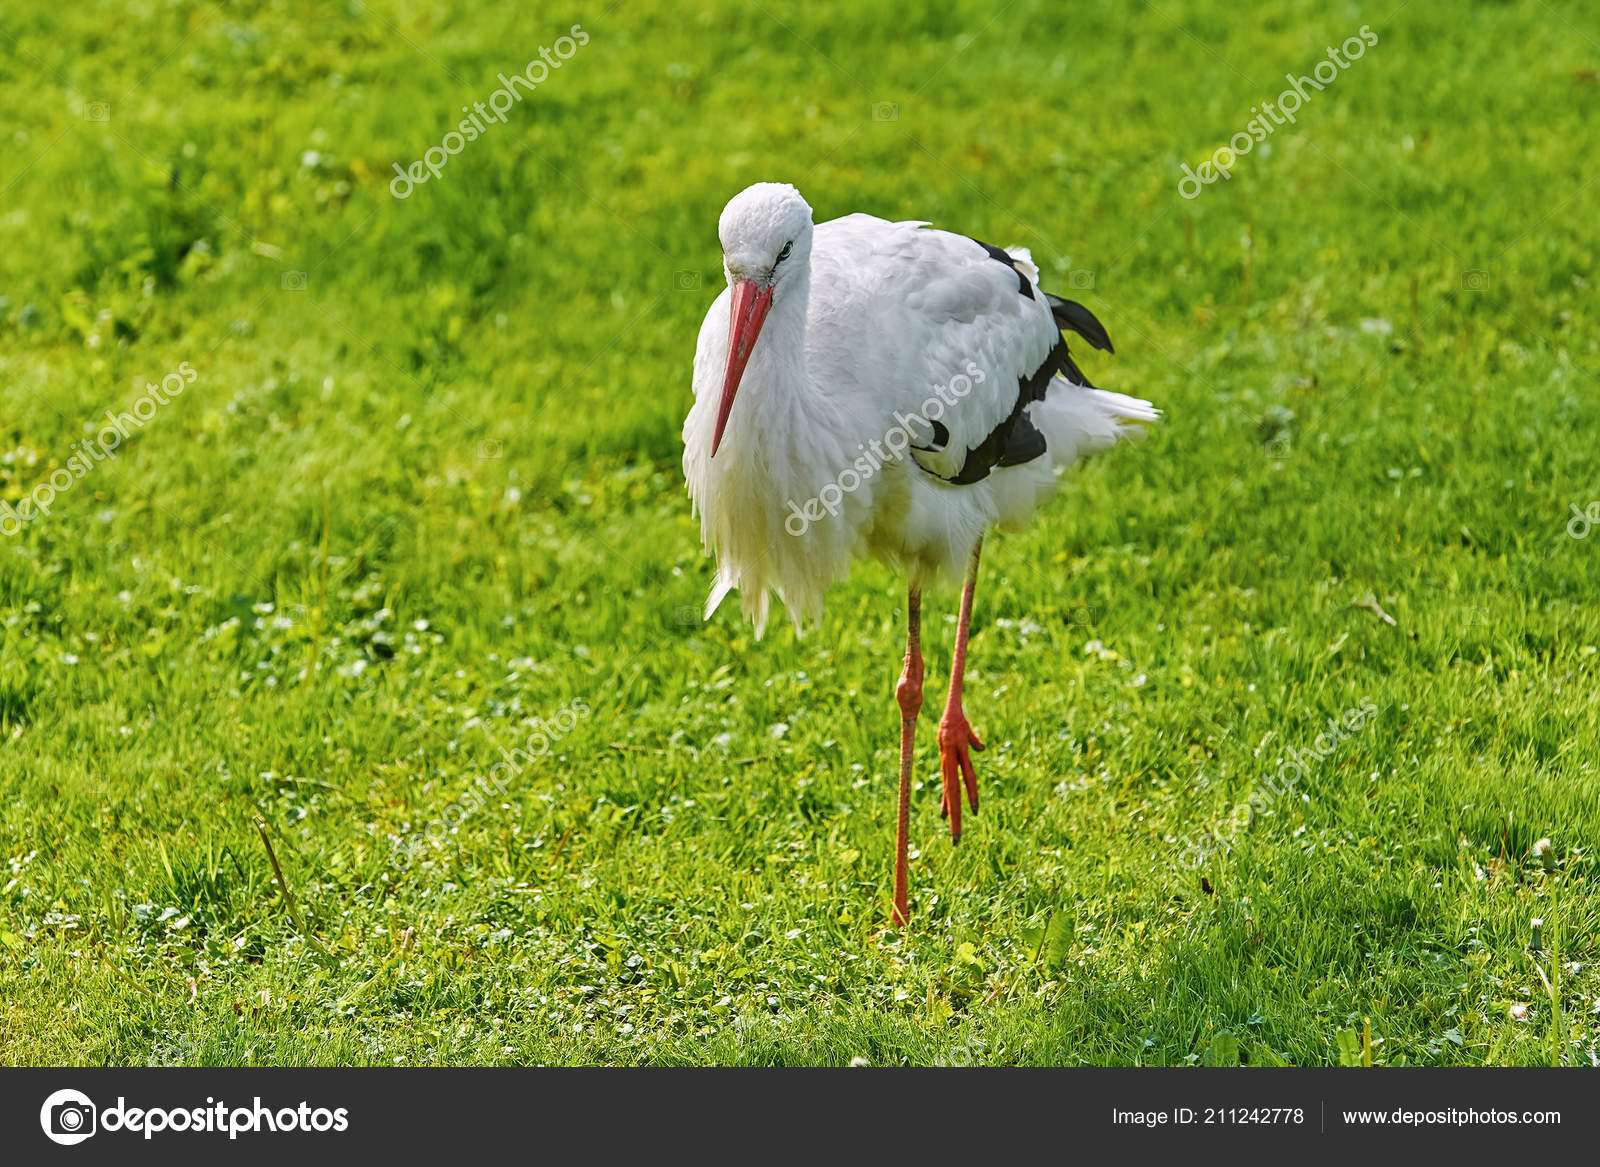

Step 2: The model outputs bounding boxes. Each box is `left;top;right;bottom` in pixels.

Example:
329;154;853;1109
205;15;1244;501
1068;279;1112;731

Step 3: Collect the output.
683;182;1158;926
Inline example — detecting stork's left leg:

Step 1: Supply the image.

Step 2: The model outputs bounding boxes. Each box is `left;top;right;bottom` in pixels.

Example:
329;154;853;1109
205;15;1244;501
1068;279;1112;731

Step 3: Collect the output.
892;585;924;927
938;538;986;842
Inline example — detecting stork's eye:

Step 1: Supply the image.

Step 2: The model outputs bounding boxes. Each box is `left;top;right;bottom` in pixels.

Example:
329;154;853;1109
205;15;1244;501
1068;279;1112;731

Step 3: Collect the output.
776;241;793;265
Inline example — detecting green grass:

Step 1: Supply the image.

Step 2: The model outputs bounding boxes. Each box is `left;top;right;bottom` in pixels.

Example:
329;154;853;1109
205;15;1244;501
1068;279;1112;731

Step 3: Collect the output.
2;0;1598;1067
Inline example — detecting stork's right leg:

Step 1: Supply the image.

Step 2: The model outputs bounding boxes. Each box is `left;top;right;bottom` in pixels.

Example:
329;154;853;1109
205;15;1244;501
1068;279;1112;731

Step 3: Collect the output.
937;539;986;842
893;585;924;927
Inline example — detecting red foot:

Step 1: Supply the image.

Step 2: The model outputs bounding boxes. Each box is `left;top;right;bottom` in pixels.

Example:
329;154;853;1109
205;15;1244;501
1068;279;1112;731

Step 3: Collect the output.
936;707;985;842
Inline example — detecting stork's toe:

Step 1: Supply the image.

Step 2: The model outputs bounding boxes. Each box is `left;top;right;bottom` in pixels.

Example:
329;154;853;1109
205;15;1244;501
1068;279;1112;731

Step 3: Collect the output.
936;711;984;841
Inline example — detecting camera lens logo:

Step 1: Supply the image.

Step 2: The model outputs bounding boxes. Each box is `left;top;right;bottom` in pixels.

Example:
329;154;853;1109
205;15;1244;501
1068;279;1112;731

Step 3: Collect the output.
40;1089;97;1146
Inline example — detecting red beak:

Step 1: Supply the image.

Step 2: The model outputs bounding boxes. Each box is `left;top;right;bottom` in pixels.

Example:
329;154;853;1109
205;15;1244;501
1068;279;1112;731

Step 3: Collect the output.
711;279;773;457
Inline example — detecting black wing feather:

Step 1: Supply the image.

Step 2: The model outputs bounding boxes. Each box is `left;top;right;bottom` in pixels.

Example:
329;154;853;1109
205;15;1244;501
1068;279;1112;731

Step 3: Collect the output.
1045;293;1115;354
912;254;1115;486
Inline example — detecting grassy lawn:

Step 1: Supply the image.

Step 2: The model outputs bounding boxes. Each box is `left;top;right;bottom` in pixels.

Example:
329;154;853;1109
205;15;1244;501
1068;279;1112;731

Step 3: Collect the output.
1;0;1597;1067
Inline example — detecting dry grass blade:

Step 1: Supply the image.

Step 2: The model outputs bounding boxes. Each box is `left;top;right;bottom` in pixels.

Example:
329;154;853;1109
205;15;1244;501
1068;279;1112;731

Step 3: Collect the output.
253;816;339;968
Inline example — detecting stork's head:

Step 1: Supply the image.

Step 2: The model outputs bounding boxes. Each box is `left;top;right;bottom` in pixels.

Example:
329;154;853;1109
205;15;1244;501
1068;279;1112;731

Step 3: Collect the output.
711;182;814;456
